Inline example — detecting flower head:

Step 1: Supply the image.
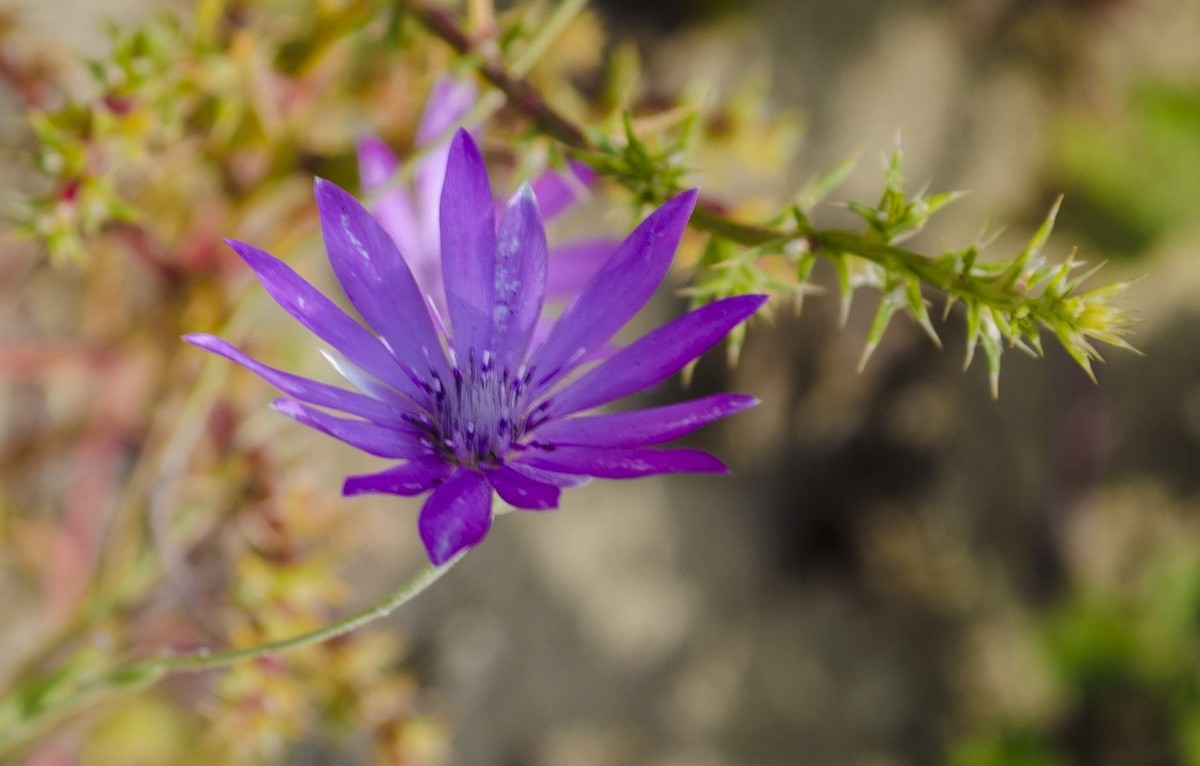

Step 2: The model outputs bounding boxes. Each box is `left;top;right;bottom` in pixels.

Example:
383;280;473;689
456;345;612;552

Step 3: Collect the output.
188;129;764;565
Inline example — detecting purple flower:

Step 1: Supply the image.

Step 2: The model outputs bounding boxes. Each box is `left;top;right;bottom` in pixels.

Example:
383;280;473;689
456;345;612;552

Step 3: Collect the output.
357;77;615;318
187;129;764;565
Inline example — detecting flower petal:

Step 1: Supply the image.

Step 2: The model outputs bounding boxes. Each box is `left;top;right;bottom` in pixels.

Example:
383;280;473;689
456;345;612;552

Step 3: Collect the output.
533;393;758;448
530;161;595;220
416;77;478;145
542;294;767;419
224;238;419;399
315;179;449;381
440;130;498;359
419;469;493;565
319;348;395;402
185;333;410;425
272;398;430;459
504;459;591;488
545;239;617;300
491;185;547;367
486;464;560;510
529;189;698;390
343;456;453;497
518;446;728;479
357;135;434;292
415;79;479;276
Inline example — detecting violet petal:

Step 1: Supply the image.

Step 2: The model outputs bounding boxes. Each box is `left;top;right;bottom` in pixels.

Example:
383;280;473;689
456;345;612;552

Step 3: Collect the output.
272;398;431;459
519;446;728;478
491;185;548;367
415;78;479;267
314;179;449;380
543;294;767;419
486;464;560;510
185;333;410;425
440;130;498;358
224;238;419;399
504;459;592;488
530;161;596;220
416;77;478;145
343;456;453;497
320;348;397;403
529;189;699;391
534;393;759;448
356;135;431;291
544;239;618;300
418;469;493;565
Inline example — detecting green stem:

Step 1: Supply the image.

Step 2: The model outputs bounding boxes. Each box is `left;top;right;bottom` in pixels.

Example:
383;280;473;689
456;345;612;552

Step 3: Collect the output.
0;555;460;759
149;556;457;673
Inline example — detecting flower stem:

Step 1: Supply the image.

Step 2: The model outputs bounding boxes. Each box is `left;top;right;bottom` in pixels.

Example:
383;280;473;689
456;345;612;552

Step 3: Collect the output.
0;555;460;759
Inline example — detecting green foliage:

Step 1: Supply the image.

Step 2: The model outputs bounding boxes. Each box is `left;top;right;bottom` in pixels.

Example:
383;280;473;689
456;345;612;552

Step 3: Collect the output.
683;144;1136;393
949;503;1200;766
582;111;696;207
1054;79;1200;255
948;730;1068;766
18;16;195;265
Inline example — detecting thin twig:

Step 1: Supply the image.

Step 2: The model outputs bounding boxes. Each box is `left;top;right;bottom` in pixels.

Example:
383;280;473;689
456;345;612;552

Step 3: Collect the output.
0;555;461;759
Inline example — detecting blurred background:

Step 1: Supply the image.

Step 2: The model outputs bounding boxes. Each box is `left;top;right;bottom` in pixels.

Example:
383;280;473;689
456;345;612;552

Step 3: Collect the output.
2;0;1199;764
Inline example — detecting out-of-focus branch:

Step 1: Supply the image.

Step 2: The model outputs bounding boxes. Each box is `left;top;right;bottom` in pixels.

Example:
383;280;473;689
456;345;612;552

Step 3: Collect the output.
403;0;1136;391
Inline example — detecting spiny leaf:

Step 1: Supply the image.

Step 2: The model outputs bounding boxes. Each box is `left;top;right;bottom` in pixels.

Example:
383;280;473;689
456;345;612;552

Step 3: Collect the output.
904;277;941;347
859;293;900;371
831;252;854;327
798;155;858;211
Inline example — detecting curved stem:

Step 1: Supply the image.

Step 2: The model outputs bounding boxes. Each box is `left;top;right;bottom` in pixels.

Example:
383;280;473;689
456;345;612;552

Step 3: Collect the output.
148;556;457;673
0;555;460;759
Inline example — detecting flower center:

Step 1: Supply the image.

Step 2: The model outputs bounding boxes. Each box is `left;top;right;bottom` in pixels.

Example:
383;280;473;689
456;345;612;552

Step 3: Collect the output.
427;351;529;467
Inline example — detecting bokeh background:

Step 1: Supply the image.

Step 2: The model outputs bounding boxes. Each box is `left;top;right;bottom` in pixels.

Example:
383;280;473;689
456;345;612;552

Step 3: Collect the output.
2;0;1199;764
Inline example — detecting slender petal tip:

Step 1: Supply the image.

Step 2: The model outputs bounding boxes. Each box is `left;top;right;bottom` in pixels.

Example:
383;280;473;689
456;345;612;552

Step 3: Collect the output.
517;181;538;206
181;332;210;347
270;398;304;418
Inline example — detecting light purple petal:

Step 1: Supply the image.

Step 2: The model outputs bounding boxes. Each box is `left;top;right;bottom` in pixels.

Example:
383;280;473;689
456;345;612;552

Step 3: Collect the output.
533;393;758;448
356;135;432;291
504;459;591;488
518;446;728;479
485;464;560;510
272;398;431;459
185;333;411;425
320;348;396;402
314;179;450;382
415;79;479;282
343;456;453;497
528;189;699;391
545;239;617;299
416;77;478;145
440;130;498;358
491;185;547;367
418;469;493;565
224;239;418;399
530;161;596;220
541;294;767;420
414;151;447;273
